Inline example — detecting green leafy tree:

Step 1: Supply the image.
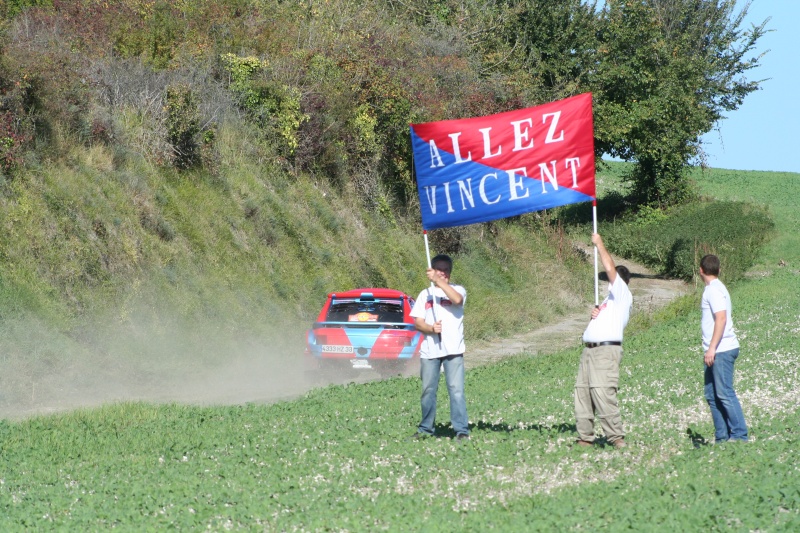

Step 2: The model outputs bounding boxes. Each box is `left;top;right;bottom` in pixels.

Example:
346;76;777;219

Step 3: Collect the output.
511;0;599;104
492;0;766;207
1;0;52;20
591;0;768;206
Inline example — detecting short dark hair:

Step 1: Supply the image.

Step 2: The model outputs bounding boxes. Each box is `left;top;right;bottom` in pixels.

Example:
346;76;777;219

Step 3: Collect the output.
431;254;453;272
700;254;720;276
615;265;631;285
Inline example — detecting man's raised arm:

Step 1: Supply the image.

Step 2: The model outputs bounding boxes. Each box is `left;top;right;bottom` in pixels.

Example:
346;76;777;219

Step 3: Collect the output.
592;233;617;284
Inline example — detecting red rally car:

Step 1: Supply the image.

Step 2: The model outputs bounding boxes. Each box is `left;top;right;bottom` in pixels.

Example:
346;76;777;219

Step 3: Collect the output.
304;288;423;378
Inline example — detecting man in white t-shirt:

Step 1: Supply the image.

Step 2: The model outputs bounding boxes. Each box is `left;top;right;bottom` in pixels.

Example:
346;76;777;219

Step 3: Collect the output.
699;254;748;443
409;254;469;442
575;233;632;449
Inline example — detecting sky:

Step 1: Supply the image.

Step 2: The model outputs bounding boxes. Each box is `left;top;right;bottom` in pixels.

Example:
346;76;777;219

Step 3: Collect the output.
699;1;800;174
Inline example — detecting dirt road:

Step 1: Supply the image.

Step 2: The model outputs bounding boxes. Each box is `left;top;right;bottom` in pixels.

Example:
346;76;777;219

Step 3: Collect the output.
466;251;694;368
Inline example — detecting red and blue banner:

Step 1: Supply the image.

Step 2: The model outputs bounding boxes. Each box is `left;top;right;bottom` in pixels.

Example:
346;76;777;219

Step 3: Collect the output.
411;93;596;230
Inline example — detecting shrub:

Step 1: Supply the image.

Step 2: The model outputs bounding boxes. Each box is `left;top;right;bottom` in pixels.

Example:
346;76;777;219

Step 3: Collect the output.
0;111;30;175
219;53;308;158
165;84;200;170
603;200;774;282
2;7;97;159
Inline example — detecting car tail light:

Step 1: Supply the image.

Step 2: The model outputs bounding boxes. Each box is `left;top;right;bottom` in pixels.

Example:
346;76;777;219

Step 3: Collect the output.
381;332;414;347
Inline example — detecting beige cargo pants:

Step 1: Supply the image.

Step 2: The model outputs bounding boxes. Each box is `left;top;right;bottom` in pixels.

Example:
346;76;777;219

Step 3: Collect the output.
574;344;625;443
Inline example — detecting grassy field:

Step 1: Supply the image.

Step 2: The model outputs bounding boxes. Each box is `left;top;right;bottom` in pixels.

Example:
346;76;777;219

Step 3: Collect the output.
0;167;798;530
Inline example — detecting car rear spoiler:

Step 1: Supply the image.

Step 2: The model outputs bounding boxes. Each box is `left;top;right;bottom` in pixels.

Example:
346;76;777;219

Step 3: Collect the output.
312;321;415;329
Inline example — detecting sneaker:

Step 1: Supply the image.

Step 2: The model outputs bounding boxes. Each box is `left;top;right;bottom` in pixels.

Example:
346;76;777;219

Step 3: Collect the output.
456;433;470;442
575;439;594;447
612;439;627;449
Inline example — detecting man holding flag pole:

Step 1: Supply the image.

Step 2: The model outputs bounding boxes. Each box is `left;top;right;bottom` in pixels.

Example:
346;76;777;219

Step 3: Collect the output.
409;252;469;441
409;92;615;443
574;233;632;449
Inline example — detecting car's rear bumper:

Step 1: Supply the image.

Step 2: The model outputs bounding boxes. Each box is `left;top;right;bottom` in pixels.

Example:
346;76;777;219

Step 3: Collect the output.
306;324;422;361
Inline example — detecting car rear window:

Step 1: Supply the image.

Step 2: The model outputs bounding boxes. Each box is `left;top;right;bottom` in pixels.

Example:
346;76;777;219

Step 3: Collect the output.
326;298;405;323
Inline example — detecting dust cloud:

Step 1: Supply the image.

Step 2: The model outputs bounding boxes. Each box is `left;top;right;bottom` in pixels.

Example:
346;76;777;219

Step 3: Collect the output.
0;317;359;420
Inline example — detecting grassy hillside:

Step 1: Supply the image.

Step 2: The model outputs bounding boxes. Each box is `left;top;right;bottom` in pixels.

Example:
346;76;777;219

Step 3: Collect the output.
0;167;796;530
0;119;595;416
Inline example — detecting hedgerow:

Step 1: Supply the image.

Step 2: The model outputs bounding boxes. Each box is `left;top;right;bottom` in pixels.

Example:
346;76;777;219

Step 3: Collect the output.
602;200;774;282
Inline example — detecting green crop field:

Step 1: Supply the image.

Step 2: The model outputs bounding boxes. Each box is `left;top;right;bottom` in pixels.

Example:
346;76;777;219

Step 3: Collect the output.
1;167;798;531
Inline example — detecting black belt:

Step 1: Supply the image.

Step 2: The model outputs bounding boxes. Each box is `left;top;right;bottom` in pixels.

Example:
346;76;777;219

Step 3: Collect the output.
585;341;622;348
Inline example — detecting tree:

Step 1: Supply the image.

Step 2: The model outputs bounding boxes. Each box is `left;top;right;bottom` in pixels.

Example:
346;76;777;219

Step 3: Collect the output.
511;0;599;104
590;0;768;206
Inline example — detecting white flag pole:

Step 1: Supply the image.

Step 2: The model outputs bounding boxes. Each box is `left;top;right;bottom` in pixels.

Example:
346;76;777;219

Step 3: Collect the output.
423;230;442;344
592;201;599;306
423;230;432;268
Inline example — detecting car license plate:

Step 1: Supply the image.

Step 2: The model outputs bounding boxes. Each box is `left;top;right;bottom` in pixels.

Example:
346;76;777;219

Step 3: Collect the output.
321;345;353;353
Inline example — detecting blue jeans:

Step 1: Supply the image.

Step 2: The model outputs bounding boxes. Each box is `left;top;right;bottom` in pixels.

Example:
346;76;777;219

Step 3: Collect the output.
418;354;469;436
704;348;748;442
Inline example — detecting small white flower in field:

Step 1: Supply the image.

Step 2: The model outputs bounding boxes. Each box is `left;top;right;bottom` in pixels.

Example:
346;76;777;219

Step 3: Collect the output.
159;456;165;464
182;455;188;462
